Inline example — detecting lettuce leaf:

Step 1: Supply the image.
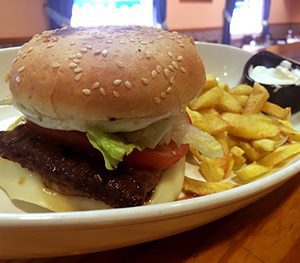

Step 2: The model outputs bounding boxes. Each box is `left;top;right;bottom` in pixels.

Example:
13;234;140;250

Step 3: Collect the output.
86;127;141;170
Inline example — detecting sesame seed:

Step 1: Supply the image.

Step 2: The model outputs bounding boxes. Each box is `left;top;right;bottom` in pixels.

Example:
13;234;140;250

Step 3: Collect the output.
69;54;76;59
130;38;135;42
99;87;106;96
113;90;120;97
94;49;101;55
52;62;60;69
168;65;175;72
177;35;183;39
86;45;92;49
69;62;78;68
141;78;149;86
160;92;167;98
15;76;21;83
80;47;87;53
76;52;82;58
21;53;27;59
113;79;122;86
120;40;125;44
117;61;124;68
18;66;25;72
70;41;75;46
73;58;81;64
74;67;82;73
151;70;157;79
28;47;33;53
172;61;178;69
157;35;164;40
156;65;162;73
92;82;100;89
146;51;151;59
167;52;173;58
166;87;172;94
140;41;147;45
163;68;171;78
125;81;132;89
102;49;108;57
75;73;82;81
4;71;10;82
180;66;186;73
177;56;183;62
170;36;175;40
170;76;175;84
179;43;185;48
47;43;55;48
82;88;91;95
154;97;161;103
106;40;112;44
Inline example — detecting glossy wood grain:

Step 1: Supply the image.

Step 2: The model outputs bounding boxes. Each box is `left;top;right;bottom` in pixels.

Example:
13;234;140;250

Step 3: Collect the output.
266;42;300;62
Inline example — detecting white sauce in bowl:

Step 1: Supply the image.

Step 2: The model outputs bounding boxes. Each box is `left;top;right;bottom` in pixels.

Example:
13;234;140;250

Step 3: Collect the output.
248;60;300;86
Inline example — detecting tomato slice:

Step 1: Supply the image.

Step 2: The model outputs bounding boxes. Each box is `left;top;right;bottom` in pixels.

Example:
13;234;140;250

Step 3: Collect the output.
123;141;189;170
26;121;98;156
26;122;188;170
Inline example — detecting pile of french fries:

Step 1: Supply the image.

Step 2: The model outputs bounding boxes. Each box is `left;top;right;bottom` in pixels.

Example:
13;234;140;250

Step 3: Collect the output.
184;74;300;196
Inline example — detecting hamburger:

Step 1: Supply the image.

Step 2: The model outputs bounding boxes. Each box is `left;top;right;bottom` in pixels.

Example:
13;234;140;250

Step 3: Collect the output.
0;26;206;211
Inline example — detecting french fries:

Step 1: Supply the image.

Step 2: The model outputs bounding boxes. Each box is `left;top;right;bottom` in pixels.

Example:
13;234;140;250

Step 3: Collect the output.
183;177;237;196
243;82;269;114
262;101;291;120
221;113;280;139
184;74;300;197
190;86;222;110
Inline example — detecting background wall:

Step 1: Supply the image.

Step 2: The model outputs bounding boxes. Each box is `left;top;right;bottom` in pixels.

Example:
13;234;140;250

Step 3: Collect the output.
166;0;224;30
0;0;48;39
269;0;300;24
166;0;300;31
0;0;299;41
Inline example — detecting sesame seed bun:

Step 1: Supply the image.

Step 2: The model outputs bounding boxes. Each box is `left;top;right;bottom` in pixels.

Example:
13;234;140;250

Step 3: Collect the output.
8;26;205;129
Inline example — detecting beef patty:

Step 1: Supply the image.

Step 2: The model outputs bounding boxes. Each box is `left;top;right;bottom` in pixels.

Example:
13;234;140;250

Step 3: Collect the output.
0;124;161;208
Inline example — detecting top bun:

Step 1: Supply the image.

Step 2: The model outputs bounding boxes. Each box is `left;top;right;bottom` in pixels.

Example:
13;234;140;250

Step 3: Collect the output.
8;26;205;124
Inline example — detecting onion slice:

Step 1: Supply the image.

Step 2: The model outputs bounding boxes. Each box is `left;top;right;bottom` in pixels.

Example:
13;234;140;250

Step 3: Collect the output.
183;125;224;158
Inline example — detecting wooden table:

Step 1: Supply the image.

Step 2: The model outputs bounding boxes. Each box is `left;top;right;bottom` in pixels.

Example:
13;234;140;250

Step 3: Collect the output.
266;42;300;62
1;43;300;263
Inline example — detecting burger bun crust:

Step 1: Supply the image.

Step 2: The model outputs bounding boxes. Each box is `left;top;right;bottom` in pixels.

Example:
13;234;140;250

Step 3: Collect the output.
8;26;205;124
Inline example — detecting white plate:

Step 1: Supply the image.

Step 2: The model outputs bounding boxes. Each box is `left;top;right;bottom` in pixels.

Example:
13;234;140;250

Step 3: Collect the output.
1;43;300;259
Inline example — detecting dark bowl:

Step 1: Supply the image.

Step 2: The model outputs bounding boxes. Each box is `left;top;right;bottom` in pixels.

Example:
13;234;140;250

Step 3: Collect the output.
243;50;300;113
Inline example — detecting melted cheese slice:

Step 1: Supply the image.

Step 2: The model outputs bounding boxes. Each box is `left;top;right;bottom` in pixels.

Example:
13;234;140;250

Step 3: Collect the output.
0;157;185;212
0;157;109;212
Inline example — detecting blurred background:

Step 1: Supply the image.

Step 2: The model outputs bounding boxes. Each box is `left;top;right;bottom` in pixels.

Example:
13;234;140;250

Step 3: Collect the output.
0;0;299;52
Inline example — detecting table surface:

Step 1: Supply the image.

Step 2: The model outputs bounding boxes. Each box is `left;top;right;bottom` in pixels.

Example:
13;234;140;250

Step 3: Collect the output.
266;42;300;62
1;42;300;263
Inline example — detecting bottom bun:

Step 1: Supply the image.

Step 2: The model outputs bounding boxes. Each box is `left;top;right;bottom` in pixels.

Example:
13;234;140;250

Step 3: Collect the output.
0;157;185;212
